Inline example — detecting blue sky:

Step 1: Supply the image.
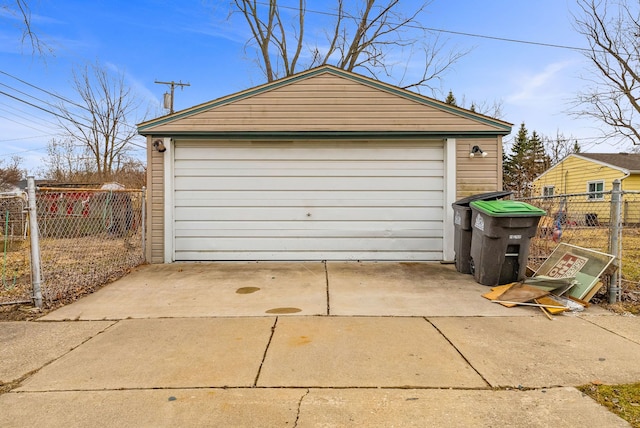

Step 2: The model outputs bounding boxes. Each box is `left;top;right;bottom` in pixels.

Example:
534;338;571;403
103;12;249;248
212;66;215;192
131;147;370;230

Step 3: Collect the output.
0;0;629;174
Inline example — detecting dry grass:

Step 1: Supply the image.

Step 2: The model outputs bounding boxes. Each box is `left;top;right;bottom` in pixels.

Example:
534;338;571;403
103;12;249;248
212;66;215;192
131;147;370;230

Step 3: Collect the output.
0;232;143;317
579;382;640;428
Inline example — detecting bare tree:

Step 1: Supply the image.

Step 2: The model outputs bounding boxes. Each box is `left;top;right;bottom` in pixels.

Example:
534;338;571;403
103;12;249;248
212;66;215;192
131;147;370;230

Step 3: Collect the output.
572;0;640;145
2;0;49;54
445;91;504;119
0;156;24;191
543;132;581;165
230;0;468;94
39;138;96;183
56;62;142;182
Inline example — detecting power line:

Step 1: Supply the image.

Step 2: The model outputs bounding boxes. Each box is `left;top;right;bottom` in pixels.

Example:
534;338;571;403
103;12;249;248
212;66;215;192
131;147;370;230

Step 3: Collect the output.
0;89;70;122
0;134;52;143
0;82;62;113
0;81;94;128
0;146;49;157
0;88;146;150
253;1;591;52
0;69;87;110
421;27;590;53
0;100;60;128
0;114;52;134
0;68;142;132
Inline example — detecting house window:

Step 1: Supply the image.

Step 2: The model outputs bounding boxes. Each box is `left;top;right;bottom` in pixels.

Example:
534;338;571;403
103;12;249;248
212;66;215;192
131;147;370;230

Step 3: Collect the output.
587;180;604;200
543;186;555;197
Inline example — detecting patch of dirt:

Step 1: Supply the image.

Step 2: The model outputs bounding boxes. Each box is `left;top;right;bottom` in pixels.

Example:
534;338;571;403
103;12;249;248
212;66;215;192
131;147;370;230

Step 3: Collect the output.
0;304;46;321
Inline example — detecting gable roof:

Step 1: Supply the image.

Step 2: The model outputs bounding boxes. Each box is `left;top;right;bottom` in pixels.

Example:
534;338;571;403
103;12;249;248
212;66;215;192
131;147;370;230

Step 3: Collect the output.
577;153;640;172
138;65;512;137
535;152;640;182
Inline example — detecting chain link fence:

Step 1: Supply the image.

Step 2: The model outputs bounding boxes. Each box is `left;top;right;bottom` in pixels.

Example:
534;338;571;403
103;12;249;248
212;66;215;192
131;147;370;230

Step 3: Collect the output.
0;192;30;305
520;189;640;303
0;183;145;309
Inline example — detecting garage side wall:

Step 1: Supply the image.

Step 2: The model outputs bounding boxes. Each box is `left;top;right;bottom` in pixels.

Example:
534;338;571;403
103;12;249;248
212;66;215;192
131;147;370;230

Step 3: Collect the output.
147;136;165;263
455;137;503;199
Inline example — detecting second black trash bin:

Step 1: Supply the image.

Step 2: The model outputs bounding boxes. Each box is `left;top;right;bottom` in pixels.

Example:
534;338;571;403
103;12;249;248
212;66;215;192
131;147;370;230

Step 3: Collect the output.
452;191;512;274
469;200;545;286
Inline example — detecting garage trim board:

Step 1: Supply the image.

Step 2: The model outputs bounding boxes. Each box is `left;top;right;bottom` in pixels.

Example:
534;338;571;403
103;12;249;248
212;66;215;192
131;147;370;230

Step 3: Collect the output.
164;139;455;262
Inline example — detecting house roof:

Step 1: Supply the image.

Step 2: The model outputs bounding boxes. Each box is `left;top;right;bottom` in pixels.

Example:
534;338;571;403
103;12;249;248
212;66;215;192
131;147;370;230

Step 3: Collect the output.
577;153;640;172
138;65;512;137
534;152;640;183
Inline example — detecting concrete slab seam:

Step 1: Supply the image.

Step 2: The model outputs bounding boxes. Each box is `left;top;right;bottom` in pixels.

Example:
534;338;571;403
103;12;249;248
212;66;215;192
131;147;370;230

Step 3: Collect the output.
2;321;118;394
254;317;279;387
323;261;330;316
5;385;580;395
423;317;492;388
579;316;640;346
293;388;310;428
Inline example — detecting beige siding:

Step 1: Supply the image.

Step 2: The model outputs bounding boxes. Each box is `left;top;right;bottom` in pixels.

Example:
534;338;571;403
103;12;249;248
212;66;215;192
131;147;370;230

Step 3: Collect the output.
455;137;502;199
141;67;511;263
145;73;504;133
147;136;165;263
147;136;504;262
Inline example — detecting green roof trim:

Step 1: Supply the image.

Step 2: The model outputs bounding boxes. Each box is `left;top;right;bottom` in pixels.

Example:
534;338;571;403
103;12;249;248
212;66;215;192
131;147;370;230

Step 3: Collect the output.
138;131;510;139
138;66;512;133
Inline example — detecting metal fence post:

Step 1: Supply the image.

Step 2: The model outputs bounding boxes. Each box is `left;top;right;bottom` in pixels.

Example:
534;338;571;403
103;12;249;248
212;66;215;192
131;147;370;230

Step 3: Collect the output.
141;186;146;262
609;179;622;304
27;177;43;308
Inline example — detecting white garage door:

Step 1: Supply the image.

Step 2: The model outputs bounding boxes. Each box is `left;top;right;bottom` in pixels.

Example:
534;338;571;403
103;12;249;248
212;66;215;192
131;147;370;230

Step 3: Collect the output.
172;140;445;261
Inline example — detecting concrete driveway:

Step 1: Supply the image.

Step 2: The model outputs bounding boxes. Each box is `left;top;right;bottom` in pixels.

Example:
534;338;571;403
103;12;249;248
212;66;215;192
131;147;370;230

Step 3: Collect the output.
40;261;542;320
2;262;639;427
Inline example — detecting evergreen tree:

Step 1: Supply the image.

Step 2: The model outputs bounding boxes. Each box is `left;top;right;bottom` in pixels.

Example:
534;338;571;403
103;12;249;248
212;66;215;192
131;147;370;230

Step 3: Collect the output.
503;123;551;198
572;140;581;154
503;123;529;197
444;90;457;106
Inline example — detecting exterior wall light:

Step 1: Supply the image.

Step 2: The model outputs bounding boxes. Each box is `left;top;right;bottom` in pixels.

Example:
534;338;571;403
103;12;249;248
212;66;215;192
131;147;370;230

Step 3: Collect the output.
152;139;167;153
470;145;487;158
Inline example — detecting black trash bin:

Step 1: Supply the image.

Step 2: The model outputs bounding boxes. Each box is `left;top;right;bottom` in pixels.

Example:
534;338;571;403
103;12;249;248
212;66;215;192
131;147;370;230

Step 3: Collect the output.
452;191;512;274
469;200;546;286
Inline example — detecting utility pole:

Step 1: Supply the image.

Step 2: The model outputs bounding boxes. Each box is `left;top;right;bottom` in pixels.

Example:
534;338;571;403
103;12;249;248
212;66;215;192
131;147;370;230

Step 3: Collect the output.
154;80;190;114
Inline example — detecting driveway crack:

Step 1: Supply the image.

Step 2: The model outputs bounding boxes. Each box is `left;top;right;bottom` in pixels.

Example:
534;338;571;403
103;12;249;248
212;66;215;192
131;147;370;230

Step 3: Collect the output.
293;388;310;427
324;260;330;315
424;317;492;388
253;317;278;387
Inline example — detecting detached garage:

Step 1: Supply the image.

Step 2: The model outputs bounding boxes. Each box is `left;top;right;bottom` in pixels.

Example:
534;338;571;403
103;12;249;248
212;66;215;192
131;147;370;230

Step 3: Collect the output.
138;66;511;263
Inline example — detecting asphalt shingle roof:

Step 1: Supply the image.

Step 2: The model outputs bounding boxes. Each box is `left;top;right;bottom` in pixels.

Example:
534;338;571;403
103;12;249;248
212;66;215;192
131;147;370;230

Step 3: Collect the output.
578;153;640;171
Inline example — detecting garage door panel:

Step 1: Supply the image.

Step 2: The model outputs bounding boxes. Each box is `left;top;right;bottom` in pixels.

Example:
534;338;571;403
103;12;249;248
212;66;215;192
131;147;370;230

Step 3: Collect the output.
175;144;443;161
176;219;442;231
175;166;444;178
172;141;445;261
174;207;443;221
174;160;443;178
175;223;443;238
175;176;444;192
175;191;443;206
174;237;442;252
175;251;439;261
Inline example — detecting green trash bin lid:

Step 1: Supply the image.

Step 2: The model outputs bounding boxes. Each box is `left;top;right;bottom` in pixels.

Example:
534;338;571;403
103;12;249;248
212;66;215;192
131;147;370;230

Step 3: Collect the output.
470;200;546;217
